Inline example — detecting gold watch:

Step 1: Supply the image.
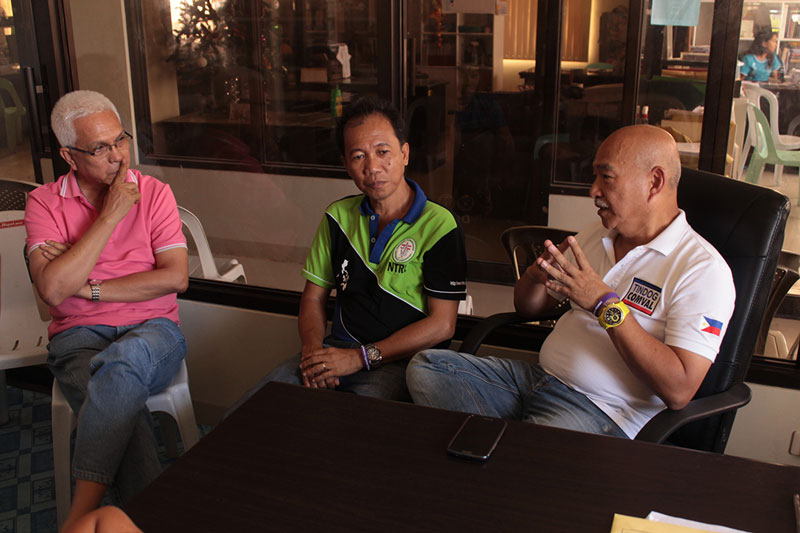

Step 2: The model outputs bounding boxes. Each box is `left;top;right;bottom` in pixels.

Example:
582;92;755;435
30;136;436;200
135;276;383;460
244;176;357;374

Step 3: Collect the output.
598;301;630;329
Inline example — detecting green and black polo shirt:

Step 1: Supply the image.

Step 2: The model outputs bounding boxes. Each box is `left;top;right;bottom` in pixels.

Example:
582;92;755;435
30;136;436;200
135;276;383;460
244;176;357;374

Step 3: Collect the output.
303;179;467;345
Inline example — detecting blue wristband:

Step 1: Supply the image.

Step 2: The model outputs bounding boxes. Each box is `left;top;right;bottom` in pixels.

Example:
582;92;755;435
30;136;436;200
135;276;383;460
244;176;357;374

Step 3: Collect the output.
360;345;371;371
593;292;619;316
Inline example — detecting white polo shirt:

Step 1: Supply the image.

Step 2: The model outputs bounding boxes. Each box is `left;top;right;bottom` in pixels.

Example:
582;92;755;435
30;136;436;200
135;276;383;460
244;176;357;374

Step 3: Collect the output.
539;210;735;438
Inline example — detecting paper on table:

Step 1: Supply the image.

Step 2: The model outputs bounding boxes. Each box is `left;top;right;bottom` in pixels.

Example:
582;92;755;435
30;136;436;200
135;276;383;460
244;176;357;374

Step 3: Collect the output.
646;512;751;533
610;513;752;533
611;513;715;533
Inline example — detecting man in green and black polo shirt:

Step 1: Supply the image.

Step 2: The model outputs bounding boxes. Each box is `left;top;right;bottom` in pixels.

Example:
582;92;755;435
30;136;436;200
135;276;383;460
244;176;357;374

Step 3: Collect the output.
237;97;467;403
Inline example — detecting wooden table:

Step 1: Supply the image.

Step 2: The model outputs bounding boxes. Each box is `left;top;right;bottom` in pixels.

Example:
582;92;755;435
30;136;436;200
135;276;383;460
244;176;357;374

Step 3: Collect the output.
126;382;800;532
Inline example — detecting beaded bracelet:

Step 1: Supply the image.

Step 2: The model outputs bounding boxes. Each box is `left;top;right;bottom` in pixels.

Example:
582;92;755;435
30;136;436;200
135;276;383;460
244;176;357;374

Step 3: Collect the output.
360;345;371;371
593;292;619;317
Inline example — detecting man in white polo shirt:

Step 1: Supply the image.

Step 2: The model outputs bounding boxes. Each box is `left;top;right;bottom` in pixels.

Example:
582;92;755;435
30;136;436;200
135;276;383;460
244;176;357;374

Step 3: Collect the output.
24;90;188;528
407;125;735;439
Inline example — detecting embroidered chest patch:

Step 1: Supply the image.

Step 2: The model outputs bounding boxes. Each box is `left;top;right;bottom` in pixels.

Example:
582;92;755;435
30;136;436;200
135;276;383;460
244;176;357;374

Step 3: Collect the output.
622;278;662;316
392;238;416;263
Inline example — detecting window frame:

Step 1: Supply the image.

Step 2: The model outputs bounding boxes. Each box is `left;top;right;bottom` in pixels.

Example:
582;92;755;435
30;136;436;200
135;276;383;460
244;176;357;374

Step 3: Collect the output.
124;0;401;179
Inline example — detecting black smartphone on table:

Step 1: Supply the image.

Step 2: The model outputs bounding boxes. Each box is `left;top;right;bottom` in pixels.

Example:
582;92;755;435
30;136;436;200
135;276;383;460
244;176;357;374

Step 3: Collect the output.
446;414;507;461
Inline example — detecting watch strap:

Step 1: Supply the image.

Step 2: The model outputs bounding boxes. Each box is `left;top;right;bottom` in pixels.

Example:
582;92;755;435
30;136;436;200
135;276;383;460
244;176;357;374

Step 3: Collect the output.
360;345;371;371
88;279;102;302
593;292;620;316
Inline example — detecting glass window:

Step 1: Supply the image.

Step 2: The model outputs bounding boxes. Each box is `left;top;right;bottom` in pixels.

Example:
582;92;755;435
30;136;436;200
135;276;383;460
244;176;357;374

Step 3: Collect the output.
735;0;800;362
136;0;380;173
637;2;713;174
548;0;628;190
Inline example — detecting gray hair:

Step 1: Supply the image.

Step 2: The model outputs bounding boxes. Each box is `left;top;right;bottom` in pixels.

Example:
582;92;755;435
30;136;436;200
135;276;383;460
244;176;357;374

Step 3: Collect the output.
51;90;121;147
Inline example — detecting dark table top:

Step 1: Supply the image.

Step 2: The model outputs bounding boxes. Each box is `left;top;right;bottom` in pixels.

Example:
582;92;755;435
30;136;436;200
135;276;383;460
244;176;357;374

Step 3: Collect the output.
126;382;800;532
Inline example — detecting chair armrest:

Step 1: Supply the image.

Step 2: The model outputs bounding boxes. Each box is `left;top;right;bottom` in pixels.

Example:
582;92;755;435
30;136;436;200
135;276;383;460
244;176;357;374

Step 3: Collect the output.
634;382;752;444
459;312;530;355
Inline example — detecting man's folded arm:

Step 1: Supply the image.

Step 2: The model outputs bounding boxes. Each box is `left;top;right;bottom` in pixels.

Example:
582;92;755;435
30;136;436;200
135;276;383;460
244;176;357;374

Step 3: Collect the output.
30;246;188;305
28;215;123;306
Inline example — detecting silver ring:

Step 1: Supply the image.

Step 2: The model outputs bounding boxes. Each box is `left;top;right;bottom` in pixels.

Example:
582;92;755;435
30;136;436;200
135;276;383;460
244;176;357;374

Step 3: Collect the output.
322;363;328;371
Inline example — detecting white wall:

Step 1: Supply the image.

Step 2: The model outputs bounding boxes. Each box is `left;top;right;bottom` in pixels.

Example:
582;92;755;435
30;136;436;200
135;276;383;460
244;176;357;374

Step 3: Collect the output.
548;194;596;231
139;164;359;262
179;298;531;425
67;0;134;135
725;383;800;467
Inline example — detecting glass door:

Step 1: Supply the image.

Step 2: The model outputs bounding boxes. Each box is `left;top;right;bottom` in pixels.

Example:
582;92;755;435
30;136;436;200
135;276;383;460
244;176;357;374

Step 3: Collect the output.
407;0;547;272
0;0;70;184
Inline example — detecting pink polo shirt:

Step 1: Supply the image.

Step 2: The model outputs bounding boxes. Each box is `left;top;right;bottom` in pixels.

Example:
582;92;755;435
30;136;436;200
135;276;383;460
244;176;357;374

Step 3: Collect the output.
24;169;187;338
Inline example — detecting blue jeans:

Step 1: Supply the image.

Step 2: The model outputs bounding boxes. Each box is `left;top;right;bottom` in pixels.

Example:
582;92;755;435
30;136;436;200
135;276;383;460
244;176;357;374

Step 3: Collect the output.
406;350;627;438
227;336;410;417
47;317;186;502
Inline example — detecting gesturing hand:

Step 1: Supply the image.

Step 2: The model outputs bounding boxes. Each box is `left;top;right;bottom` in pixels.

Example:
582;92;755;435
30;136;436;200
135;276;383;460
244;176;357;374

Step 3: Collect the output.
522;238;571;286
537;236;611;311
101;162;140;224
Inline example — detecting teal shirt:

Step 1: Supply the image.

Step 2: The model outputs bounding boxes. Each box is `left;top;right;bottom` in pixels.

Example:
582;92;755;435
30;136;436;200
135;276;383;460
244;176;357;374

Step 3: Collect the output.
741;54;781;82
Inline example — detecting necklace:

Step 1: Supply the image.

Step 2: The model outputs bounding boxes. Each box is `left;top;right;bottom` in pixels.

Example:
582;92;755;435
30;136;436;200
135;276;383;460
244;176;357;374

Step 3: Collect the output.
75;177;96;208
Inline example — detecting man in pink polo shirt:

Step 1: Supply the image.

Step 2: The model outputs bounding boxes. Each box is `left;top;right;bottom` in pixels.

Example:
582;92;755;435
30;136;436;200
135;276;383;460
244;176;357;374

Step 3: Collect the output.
24;90;188;529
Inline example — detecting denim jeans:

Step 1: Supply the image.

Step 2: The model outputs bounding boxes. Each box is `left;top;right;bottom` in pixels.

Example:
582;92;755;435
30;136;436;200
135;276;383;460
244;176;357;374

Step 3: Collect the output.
406;349;627;438
47;317;186;502
227;336;410;417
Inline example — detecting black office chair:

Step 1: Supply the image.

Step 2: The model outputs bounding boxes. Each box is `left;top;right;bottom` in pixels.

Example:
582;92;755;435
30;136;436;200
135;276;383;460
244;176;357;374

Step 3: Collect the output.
460;167;789;453
755;250;800;357
500;226;576;323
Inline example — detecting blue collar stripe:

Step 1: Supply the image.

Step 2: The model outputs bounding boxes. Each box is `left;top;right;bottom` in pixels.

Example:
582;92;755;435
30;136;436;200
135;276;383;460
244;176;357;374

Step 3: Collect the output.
359;179;427;264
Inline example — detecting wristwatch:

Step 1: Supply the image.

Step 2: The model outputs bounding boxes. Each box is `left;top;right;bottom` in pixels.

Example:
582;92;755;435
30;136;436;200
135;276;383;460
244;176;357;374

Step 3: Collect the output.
88;279;103;302
363;343;382;369
598;301;630;330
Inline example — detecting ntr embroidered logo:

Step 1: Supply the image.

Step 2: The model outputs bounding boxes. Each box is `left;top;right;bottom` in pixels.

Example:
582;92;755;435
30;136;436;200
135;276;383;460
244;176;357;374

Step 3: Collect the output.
387;262;406;273
622;278;662;316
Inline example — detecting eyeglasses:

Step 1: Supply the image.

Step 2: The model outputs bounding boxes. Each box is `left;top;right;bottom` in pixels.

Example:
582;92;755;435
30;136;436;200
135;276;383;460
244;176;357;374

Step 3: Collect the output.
68;131;132;157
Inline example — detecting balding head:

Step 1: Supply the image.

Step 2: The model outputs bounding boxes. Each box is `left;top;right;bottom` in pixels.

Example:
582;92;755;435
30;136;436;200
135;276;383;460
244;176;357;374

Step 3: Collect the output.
599;125;682;188
590;125;682;241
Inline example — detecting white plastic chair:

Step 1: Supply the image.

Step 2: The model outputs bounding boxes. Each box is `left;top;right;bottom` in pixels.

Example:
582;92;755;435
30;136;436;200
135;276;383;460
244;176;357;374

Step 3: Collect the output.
457;294;474;315
52;359;199;526
741;81;800;184
0;210;50;424
178;206;246;283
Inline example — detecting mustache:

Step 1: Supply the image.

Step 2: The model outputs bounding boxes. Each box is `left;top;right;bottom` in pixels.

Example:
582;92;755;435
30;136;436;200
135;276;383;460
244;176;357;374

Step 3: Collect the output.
594;198;609;209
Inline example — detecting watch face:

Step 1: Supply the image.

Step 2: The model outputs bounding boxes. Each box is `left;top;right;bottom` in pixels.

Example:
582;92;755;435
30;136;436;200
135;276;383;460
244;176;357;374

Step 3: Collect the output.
366;344;381;363
604;306;623;325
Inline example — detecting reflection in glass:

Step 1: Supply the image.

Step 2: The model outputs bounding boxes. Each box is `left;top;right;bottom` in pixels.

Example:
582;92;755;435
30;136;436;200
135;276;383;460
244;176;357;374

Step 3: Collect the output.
140;0;378;170
549;0;625;187
0;0;36;183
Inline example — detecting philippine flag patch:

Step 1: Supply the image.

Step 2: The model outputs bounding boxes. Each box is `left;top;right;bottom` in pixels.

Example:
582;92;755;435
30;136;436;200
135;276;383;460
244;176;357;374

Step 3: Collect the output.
700;316;723;336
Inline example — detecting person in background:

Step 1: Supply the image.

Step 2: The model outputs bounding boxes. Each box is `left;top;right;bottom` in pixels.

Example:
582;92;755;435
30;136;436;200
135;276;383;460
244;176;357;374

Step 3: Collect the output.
741;31;782;82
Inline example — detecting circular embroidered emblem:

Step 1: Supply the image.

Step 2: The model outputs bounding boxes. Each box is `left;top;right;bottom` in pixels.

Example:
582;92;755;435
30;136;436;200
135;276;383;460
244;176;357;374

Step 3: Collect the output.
392;238;416;263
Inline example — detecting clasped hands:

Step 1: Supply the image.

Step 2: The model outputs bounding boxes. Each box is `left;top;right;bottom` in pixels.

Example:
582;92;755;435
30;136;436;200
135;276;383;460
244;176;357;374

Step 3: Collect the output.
532;236;611;312
299;346;363;389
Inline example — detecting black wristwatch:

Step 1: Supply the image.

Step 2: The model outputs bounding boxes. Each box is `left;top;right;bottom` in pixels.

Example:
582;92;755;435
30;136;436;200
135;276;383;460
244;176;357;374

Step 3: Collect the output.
363;343;382;369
